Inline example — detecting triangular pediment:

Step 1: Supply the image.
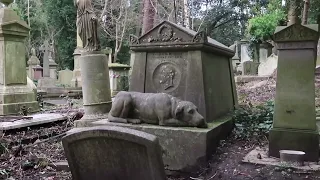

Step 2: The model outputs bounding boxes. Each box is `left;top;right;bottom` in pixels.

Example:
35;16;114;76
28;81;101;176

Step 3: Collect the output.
274;23;319;42
130;21;229;49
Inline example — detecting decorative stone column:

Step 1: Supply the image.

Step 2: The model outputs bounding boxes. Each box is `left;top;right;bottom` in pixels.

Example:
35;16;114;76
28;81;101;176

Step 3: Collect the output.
49;48;58;79
269;1;319;161
102;47;113;64
0;0;39;114
230;41;240;71
71;29;83;87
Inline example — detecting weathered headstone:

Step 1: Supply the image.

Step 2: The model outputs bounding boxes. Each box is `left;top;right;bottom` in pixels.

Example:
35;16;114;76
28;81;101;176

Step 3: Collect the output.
58;69;73;86
240;61;259;75
109;63;130;96
269;8;319;161
48;43;58;79
0;0;39;115
230;41;241;72
258;53;278;76
38;40;56;88
259;42;273;63
62;126;166;180
240;40;252;62
71;28;83;88
27;48;41;80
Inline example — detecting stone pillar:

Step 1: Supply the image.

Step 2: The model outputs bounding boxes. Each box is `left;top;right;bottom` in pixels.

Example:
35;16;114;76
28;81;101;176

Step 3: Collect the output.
230;41;240;71
71;28;83;87
102;47;113;64
240;40;251;62
259;42;273;64
77;51;112;124
49;49;58;79
27;48;41;80
269;22;319;161
0;0;39;114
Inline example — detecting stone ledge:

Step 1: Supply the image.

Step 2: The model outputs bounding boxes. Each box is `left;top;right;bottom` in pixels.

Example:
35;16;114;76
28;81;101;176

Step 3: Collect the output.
0;113;67;131
82;115;234;173
235;75;270;83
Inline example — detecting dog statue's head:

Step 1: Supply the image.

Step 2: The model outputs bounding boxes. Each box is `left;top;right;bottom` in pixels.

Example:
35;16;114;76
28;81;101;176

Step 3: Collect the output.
175;101;208;128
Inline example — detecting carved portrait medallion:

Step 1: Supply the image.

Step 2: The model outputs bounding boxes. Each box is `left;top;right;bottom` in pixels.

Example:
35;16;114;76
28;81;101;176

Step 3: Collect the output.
152;62;181;92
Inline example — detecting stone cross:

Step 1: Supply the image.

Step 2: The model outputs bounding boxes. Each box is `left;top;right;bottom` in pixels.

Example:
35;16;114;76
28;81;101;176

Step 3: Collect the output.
39;40;51;77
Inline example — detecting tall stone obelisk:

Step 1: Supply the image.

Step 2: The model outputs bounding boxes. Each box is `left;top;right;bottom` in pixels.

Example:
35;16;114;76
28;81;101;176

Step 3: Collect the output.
71;26;83;87
0;0;39;114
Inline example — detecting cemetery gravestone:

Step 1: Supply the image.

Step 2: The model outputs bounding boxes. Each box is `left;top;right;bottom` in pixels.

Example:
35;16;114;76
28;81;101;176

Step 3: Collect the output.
259;42;273;63
27;48;41;80
58;69;73;86
38;40;56;88
71;28;83;88
240;40;252;62
0;1;39;115
129;21;238;122
240;61;259;75
48;44;58;79
269;23;319;161
109;63;130;96
62;126;166;180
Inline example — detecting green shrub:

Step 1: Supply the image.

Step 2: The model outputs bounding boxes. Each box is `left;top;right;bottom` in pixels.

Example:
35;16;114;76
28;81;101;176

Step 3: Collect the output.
233;101;274;140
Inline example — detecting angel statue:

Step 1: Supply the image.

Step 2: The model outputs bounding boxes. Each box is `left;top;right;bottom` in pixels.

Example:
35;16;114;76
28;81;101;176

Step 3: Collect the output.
74;0;101;51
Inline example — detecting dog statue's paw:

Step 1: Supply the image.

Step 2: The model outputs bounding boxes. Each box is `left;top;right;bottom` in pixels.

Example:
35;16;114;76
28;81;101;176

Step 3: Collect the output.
128;119;142;124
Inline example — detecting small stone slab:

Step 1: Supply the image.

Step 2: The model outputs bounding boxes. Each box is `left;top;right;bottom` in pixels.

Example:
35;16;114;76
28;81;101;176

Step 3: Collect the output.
0;113;67;131
235;75;270;83
243;147;320;171
50;161;70;172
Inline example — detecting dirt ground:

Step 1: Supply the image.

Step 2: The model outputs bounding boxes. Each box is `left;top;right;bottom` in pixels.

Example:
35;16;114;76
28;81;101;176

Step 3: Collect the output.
2;120;320;180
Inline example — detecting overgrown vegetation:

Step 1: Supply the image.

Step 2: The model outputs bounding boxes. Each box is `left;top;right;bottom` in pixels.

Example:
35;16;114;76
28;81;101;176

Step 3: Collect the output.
233;101;274;140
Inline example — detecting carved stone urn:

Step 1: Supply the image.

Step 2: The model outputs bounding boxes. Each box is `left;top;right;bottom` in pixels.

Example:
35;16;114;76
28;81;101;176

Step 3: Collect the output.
0;0;13;7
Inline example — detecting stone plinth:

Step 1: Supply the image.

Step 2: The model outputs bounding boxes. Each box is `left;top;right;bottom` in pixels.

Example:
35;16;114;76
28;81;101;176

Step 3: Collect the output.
79;51;112;122
71;48;82;87
84;115;233;173
269;23;319;161
0;6;39;115
37;77;56;89
129;21;238;122
49;58;58;79
109;63;130;96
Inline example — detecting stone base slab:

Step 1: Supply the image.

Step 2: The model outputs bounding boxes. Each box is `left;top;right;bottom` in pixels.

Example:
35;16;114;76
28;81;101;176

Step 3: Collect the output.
235;75;270;83
0;113;67;131
38;87;82;98
0;101;39;115
243;147;320;171
83;115;233;173
269;128;319;162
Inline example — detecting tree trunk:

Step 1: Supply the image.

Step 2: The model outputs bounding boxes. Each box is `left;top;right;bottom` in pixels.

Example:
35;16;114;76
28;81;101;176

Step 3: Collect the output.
302;0;310;24
142;0;156;34
183;0;190;28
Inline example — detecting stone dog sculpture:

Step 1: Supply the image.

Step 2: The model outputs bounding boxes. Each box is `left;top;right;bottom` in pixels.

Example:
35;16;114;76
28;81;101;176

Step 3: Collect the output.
108;91;208;128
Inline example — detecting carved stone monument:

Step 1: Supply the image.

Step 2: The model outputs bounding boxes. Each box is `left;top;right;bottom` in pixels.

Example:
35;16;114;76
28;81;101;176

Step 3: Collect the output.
129;21;237;122
27;48;41;80
0;0;39;114
269;2;319;161
89;21;236;173
62;126;166;180
48;43;58;79
74;0;112;125
71;28;83;88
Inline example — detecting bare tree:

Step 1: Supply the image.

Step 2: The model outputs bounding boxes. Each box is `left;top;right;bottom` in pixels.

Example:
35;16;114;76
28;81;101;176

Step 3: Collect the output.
142;0;156;34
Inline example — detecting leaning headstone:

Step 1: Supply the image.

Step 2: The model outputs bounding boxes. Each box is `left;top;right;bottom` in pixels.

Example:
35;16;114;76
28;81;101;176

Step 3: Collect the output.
38;40;56;88
258;53;278;76
268;10;319;161
0;0;39;115
62;126;166;180
58;69;73;86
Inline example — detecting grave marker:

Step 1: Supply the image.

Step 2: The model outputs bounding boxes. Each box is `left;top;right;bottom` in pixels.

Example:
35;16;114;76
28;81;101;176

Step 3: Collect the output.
62;126;166;180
